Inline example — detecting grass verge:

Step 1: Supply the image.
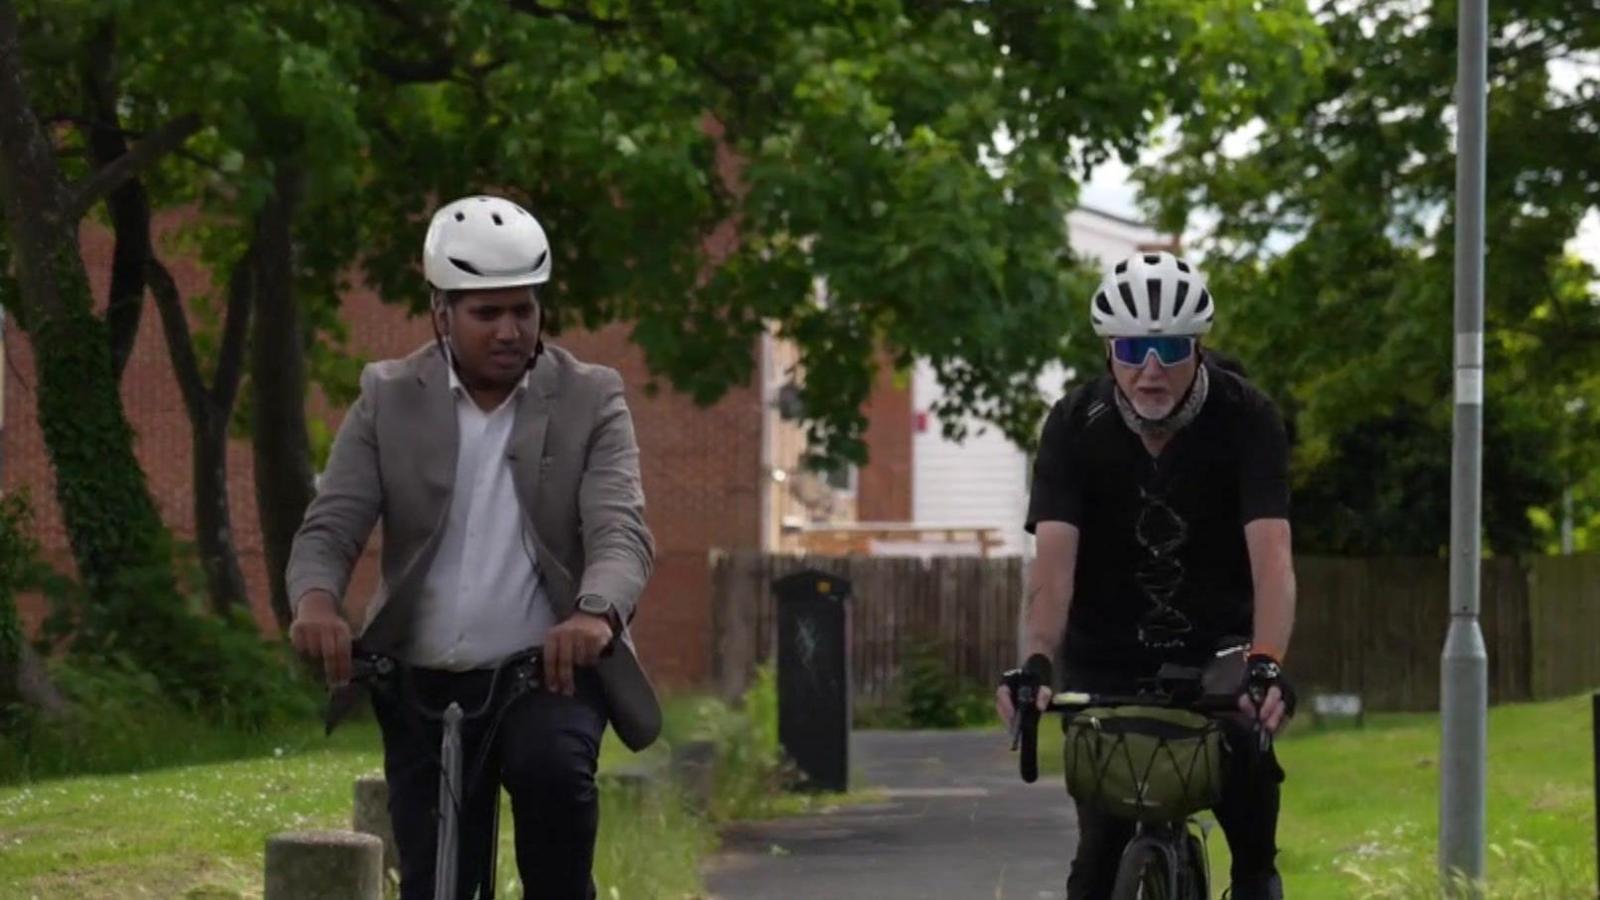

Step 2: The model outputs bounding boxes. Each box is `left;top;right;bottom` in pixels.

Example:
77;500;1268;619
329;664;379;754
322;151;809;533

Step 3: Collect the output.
1034;692;1598;897
0;668;795;898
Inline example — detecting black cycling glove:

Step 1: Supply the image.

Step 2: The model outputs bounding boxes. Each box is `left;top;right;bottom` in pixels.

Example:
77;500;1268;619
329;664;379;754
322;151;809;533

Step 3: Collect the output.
1001;653;1055;702
1245;653;1297;718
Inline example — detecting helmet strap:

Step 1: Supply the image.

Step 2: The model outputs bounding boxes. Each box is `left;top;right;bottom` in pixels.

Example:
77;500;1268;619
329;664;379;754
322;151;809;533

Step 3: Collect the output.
429;295;459;376
525;291;545;372
429;288;547;375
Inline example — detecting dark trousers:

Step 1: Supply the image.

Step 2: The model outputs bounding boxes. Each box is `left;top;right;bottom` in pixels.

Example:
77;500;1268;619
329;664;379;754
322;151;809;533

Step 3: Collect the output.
372;665;608;900
1063;668;1284;900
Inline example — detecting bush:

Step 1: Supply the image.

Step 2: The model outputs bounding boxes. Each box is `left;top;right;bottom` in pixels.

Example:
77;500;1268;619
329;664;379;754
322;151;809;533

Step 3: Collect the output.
38;548;314;725
0;504;321;782
0;648;321;784
887;635;998;729
0;492;42;711
660;665;794;819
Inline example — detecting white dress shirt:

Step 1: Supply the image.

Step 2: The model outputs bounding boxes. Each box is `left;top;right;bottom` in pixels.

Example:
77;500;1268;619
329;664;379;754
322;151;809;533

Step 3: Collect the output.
406;364;554;670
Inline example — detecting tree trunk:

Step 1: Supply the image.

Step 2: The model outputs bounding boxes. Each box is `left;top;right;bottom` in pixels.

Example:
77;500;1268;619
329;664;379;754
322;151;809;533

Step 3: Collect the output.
9;642;69;721
0;601;68;721
81;19;150;381
82;19;251;615
251;162;313;633
0;494;67;723
194;417;250;616
0;0;178;628
147;241;255;618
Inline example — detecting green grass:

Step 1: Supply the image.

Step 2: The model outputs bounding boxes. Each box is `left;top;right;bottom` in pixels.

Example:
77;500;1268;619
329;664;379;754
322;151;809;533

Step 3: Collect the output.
12;674;1594;898
0;663;794;899
0;718;711;899
1035;692;1598;897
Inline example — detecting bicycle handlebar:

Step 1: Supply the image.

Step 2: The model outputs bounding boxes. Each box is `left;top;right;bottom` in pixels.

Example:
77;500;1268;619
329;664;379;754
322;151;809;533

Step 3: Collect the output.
324;646;545;735
1007;687;1249;784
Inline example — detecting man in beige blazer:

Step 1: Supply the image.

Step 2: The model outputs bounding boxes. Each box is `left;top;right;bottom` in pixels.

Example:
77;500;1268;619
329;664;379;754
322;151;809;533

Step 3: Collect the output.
287;194;658;900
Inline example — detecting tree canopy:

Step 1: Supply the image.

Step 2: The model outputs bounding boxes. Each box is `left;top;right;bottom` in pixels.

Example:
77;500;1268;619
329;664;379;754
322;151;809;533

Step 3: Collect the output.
1142;0;1598;554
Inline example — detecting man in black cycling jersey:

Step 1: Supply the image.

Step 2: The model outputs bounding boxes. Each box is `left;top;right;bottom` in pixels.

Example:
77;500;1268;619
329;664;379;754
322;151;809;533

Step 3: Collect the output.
997;251;1296;899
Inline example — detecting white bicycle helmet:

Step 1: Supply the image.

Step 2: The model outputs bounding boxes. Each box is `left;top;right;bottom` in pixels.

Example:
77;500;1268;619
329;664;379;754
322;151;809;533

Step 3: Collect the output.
423;195;551;293
1090;251;1213;337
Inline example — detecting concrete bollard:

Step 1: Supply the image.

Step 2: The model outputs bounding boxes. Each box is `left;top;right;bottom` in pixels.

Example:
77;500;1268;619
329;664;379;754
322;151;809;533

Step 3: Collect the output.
264;830;383;900
669;739;719;812
351;773;399;878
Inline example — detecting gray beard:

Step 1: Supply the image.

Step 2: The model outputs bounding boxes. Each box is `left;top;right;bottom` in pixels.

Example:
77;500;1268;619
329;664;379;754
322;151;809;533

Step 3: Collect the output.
1114;364;1210;440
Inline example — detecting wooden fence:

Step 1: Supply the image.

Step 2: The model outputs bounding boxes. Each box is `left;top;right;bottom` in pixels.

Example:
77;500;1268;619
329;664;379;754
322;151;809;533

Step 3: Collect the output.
1288;556;1531;710
709;551;1600;713
711;552;1024;709
1529;553;1600;699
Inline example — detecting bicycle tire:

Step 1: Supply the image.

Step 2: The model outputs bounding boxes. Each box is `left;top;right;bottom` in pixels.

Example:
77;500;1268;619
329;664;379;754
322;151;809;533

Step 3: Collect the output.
1110;840;1176;900
1180;830;1209;900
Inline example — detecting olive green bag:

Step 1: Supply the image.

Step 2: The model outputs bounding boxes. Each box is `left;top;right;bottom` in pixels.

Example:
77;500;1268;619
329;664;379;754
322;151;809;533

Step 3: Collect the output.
1062;705;1225;823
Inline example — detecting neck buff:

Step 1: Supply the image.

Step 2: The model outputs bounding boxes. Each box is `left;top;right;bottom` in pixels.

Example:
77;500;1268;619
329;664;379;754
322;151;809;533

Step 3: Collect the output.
1113;362;1210;440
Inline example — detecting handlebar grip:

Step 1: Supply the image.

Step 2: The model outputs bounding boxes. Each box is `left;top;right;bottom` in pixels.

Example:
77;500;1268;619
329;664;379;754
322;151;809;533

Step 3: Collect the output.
1019;705;1040;784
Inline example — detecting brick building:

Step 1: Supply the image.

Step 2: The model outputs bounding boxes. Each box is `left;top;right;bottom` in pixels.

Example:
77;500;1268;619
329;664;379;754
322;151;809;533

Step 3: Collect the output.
2;216;911;685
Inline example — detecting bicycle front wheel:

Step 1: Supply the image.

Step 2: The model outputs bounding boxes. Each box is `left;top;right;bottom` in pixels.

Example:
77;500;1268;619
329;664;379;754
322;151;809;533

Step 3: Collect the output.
1180;831;1209;900
1110;841;1176;900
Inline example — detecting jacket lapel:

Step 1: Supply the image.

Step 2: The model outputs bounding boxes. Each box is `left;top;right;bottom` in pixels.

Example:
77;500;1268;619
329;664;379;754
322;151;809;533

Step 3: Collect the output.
511;355;576;607
509;357;557;504
372;349;459;626
414;350;460;511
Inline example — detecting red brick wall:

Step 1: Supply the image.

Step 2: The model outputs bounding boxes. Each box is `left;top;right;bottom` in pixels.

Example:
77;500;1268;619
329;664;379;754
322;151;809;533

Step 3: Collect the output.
3;218;761;685
856;357;913;522
555;324;763;685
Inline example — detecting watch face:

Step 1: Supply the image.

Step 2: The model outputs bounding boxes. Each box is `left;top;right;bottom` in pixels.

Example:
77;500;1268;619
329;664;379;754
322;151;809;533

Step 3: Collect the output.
579;596;609;614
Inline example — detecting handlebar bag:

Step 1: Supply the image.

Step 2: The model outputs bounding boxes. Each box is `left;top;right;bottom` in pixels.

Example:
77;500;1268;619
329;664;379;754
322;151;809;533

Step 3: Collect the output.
1062;705;1225;823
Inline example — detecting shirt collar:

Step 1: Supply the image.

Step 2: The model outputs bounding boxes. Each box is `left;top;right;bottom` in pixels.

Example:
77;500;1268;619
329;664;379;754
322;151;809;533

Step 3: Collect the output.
444;348;531;400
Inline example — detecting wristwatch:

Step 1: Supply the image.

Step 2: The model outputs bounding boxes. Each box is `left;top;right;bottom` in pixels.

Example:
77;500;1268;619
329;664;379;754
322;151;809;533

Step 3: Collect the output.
576;594;621;632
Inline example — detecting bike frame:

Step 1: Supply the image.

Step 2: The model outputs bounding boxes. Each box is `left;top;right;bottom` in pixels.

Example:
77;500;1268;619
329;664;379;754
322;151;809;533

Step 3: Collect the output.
332;648;545;900
436;703;465;899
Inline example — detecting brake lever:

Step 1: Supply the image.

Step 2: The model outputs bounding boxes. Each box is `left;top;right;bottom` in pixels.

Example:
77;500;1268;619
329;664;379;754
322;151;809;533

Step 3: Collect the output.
323;655;393;736
1246;682;1273;753
1008;683;1035;751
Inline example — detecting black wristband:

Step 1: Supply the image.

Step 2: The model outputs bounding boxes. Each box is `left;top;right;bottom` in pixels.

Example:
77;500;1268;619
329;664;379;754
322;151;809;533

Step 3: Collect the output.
1022;653;1055;690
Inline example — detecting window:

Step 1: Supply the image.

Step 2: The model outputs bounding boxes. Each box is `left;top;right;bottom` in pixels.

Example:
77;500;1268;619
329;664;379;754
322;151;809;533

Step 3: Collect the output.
824;463;858;494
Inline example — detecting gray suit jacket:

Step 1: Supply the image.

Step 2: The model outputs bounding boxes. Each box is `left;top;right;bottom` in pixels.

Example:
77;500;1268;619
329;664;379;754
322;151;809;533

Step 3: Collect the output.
286;342;661;750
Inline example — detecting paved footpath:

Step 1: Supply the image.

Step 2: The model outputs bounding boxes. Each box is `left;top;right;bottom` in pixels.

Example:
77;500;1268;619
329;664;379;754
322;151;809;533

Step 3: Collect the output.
703;730;1078;900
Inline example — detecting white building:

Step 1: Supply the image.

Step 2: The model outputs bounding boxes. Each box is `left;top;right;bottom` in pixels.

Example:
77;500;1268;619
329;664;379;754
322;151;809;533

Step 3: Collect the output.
906;207;1176;557
758;206;1176;558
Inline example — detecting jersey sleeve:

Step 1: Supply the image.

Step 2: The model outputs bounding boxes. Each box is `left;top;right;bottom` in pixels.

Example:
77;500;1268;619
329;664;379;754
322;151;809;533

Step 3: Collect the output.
1025;393;1085;532
1238;394;1291;523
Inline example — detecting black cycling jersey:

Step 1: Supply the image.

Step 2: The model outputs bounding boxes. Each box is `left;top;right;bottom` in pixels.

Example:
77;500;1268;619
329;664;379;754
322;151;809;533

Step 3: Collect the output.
1026;359;1290;675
